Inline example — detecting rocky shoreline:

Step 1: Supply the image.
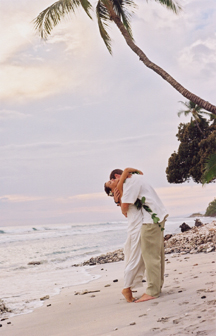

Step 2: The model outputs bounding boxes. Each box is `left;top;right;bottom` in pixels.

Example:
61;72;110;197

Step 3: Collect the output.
76;221;216;266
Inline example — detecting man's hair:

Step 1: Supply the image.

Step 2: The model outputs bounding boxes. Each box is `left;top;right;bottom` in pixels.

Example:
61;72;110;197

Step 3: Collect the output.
104;183;112;197
109;169;123;180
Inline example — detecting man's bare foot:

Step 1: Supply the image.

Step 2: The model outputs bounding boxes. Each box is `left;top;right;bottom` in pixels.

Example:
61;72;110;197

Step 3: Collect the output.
135;293;156;303
122;288;135;302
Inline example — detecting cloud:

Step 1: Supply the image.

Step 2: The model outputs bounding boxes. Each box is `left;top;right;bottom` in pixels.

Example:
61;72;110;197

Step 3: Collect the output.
0;195;45;203
0;133;170;151
0;109;30;119
0;1;98;102
179;36;216;70
0;64;68;101
68;192;106;201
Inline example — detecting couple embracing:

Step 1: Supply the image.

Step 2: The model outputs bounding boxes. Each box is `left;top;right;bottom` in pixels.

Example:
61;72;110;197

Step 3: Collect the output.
104;168;168;303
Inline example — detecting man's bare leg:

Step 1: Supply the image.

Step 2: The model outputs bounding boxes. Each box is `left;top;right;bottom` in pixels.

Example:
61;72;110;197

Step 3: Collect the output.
135;293;156;303
122;288;135;302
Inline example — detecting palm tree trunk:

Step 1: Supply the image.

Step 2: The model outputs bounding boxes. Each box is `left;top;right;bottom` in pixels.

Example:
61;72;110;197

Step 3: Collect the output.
107;3;216;115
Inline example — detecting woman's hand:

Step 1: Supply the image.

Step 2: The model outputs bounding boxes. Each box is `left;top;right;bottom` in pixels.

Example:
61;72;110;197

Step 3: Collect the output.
114;188;121;204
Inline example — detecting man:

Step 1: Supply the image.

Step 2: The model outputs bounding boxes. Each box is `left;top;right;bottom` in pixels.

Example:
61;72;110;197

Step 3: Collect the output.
106;169;168;302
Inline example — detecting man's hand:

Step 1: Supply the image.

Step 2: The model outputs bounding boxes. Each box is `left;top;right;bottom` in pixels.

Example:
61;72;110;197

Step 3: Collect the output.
114;188;120;204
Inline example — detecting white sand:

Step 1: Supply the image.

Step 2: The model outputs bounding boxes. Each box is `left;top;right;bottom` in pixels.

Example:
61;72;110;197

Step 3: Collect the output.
1;252;216;336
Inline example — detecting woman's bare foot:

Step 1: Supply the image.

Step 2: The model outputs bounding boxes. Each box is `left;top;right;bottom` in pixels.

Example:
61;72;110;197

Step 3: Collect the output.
135;293;155;303
122;288;135;302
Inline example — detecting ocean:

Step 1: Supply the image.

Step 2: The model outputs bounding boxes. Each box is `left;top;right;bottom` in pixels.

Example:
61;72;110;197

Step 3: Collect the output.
0;216;213;317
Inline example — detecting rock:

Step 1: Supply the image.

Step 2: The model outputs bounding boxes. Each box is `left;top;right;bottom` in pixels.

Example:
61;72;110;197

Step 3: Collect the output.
80;249;124;267
129;322;136;325
206;246;215;253
164;222;216;255
40;295;50;301
195;219;203;227
0;299;10;314
180;223;192;232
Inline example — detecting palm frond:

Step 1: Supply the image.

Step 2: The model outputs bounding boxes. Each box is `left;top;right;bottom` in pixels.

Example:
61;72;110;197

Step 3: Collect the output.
34;0;92;39
202;153;216;184
112;0;136;39
178;100;212;121
96;0;112;54
96;0;136;54
177;108;191;117
153;0;181;14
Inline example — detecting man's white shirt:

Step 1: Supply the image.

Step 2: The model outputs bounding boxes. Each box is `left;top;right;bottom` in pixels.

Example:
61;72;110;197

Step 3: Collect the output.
121;174;168;224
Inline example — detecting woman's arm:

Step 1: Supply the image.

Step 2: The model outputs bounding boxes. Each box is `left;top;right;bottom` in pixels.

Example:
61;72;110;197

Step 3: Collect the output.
117;168;143;198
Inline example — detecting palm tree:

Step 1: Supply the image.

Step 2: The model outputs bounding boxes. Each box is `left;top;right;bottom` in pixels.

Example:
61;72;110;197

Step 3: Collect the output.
34;0;216;114
178;100;214;135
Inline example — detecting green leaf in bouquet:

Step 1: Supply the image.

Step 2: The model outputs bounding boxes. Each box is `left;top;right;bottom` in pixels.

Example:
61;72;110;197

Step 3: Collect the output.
134;199;142;210
143;205;152;213
153;216;160;224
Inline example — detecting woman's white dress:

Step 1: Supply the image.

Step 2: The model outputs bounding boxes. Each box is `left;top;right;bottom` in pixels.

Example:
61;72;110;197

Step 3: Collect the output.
123;204;145;289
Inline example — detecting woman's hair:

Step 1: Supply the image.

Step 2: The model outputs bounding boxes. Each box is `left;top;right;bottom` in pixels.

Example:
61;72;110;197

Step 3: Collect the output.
104;183;113;197
109;169;123;180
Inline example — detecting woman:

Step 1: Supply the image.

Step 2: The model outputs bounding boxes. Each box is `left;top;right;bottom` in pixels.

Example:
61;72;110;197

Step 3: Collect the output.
105;168;145;302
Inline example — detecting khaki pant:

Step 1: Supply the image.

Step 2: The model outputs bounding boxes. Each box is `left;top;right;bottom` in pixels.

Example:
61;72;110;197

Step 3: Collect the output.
140;218;165;298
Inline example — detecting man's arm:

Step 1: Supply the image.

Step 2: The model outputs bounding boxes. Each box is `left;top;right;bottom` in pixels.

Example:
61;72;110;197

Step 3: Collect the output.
121;203;130;217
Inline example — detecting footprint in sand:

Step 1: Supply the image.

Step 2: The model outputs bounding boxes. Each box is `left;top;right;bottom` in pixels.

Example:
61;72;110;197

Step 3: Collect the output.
179;301;189;305
151;301;159;306
157;317;170;322
207;300;216;306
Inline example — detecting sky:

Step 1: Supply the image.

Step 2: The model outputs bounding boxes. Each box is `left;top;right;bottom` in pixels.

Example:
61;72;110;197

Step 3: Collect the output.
0;0;215;226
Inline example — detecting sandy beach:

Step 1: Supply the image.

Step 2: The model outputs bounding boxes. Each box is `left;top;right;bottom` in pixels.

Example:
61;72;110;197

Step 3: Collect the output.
1;250;215;336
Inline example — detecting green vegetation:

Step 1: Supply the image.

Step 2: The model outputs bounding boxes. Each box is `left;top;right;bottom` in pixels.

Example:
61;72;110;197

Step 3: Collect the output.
205;198;216;217
166;103;216;184
34;0;216;114
202;153;216;184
